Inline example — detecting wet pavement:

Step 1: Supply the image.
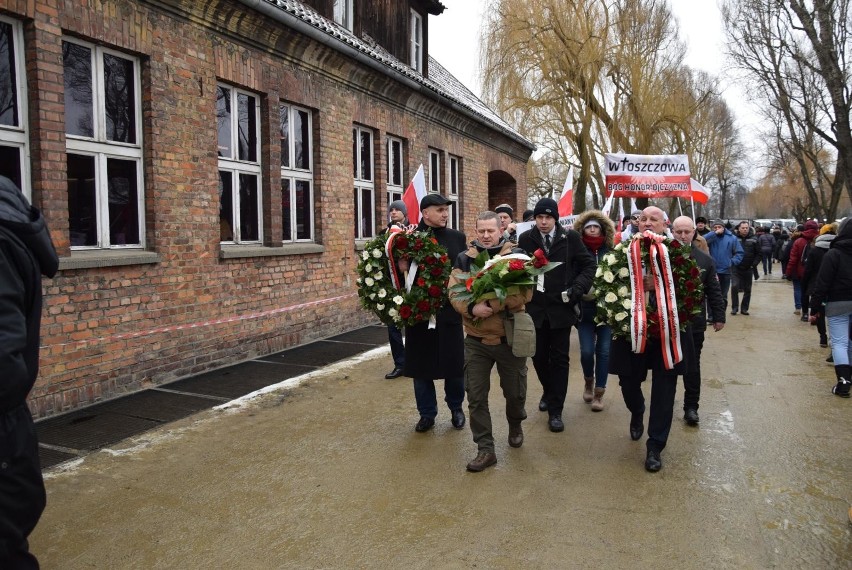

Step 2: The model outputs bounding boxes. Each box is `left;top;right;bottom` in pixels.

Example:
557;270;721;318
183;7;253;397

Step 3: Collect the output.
30;274;852;568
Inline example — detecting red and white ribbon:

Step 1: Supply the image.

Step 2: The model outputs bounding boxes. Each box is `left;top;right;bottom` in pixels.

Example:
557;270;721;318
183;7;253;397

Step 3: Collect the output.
627;231;683;369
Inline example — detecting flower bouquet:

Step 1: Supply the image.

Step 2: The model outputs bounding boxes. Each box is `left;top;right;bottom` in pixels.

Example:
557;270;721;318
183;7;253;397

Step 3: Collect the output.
449;248;560;305
356;227;451;328
593;231;703;369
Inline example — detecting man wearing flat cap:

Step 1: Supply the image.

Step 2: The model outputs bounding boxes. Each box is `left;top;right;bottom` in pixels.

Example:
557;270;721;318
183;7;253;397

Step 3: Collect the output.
400;193;468;433
518;197;595;433
494;203;518;243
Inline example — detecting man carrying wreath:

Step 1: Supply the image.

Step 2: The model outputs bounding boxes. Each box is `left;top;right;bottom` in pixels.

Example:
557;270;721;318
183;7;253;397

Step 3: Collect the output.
401;194;468;433
448;211;533;472
608;206;697;473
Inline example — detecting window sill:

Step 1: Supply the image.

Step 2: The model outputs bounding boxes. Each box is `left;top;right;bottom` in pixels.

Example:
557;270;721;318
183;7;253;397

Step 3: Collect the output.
59;250;161;270
219;243;325;259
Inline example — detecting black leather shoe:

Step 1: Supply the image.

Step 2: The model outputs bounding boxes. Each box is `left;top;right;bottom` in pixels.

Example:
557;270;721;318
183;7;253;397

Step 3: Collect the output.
384;367;404;379
645;449;662;472
415;417;435;432
731;309;738;315
741;310;749;316
629;413;644;441
548;414;564;432
684;408;699;426
451;409;466;429
508;424;524;448
538;398;548;412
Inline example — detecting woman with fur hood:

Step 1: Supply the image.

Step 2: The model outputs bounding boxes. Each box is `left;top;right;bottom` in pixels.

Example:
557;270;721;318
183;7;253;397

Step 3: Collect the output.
572;210;616;411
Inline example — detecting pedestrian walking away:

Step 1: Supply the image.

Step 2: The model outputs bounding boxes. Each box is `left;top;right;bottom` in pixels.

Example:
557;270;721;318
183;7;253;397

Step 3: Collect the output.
573;210;615;412
786;220;819;319
517;198;595;433
808;217;852;397
0;175;59;570
449;211;532;472
399;194;468;432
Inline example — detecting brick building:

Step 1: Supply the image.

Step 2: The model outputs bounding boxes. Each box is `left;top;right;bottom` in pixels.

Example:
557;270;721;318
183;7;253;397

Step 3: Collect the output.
0;0;534;418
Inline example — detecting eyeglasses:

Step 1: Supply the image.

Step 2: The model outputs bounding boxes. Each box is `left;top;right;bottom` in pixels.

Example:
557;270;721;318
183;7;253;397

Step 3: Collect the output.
631;216;641;220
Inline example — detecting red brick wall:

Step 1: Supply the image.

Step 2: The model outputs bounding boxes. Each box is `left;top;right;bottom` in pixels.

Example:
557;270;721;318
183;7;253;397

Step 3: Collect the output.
2;0;530;417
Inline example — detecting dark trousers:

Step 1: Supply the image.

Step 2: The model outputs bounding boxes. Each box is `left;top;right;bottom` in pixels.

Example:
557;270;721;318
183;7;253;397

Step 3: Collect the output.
619;367;678;453
464;337;527;453
761;251;773;274
413;376;465;420
0;406;45;570
682;331;704;410
717;273;731;312
387;324;405;368
531;321;571;416
731;269;753;312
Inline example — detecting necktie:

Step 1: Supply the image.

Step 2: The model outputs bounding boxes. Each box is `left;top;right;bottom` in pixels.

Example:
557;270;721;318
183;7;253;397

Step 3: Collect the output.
544;234;551;252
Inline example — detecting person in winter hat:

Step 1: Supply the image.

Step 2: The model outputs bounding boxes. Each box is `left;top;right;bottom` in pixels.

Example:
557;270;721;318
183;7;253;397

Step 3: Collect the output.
809;218;852;397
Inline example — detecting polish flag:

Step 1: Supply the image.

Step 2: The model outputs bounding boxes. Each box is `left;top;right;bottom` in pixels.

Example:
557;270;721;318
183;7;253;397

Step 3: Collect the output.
616;198;625;233
690;178;710;205
557;166;574;217
402;164;427;222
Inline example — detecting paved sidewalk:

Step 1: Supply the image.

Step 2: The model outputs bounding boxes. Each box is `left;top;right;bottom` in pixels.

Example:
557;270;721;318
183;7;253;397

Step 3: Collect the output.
30;276;852;568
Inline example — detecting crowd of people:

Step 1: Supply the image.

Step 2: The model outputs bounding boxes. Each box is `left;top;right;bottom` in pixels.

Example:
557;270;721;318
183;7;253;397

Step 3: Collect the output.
381;196;850;475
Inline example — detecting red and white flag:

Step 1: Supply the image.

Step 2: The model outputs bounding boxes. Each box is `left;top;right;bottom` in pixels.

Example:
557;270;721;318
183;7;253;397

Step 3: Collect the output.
558;166;574;217
402;164;427;222
616;198;625;233
689;178;710;205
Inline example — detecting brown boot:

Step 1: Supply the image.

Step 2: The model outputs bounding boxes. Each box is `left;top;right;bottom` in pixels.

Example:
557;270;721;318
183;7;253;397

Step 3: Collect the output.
466;450;497;472
583;376;594;403
591;387;605;412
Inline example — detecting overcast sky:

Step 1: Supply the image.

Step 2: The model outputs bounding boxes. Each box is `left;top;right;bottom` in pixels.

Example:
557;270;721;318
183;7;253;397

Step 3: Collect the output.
428;0;759;166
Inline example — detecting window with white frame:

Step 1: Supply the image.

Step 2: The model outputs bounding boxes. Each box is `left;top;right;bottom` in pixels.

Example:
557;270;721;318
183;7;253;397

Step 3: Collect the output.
0;18;28;198
448;155;460;230
280;103;314;242
429;149;441;193
333;0;353;31
386;135;404;207
410;10;423;73
63;39;143;248
217;84;261;244
353;125;375;239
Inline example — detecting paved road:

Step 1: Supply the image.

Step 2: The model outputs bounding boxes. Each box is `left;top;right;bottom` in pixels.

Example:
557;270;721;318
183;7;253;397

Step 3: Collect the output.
30;275;852;568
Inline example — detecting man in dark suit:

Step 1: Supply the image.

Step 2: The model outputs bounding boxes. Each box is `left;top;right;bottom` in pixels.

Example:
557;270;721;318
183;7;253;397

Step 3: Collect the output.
517;198;595;432
672;216;726;427
401;194;468;433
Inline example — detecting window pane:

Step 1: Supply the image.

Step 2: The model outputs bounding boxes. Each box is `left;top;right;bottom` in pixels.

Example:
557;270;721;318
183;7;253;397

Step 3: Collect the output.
353;188;358;238
103;53;136;144
0;22;18;127
360;131;372;181
391;140;402;186
282;178;292;241
67;154;97;246
450;158;458;194
219;170;233;241
106;158;139;245
237;93;257;162
295;180;311;240
279;104;290;169
360;188;373;238
295;109;310;170
63;42;94;138
430;152;439;192
352;128;357;178
216;86;232;158
0;145;21;188
238;173;259;241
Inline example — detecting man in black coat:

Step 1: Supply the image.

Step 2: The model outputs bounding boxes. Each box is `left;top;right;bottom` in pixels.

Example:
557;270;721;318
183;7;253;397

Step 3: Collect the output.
401;194;468;433
608;207;696;473
731;221;761;315
0;175;59;569
672;216;726;426
517;198;595;432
